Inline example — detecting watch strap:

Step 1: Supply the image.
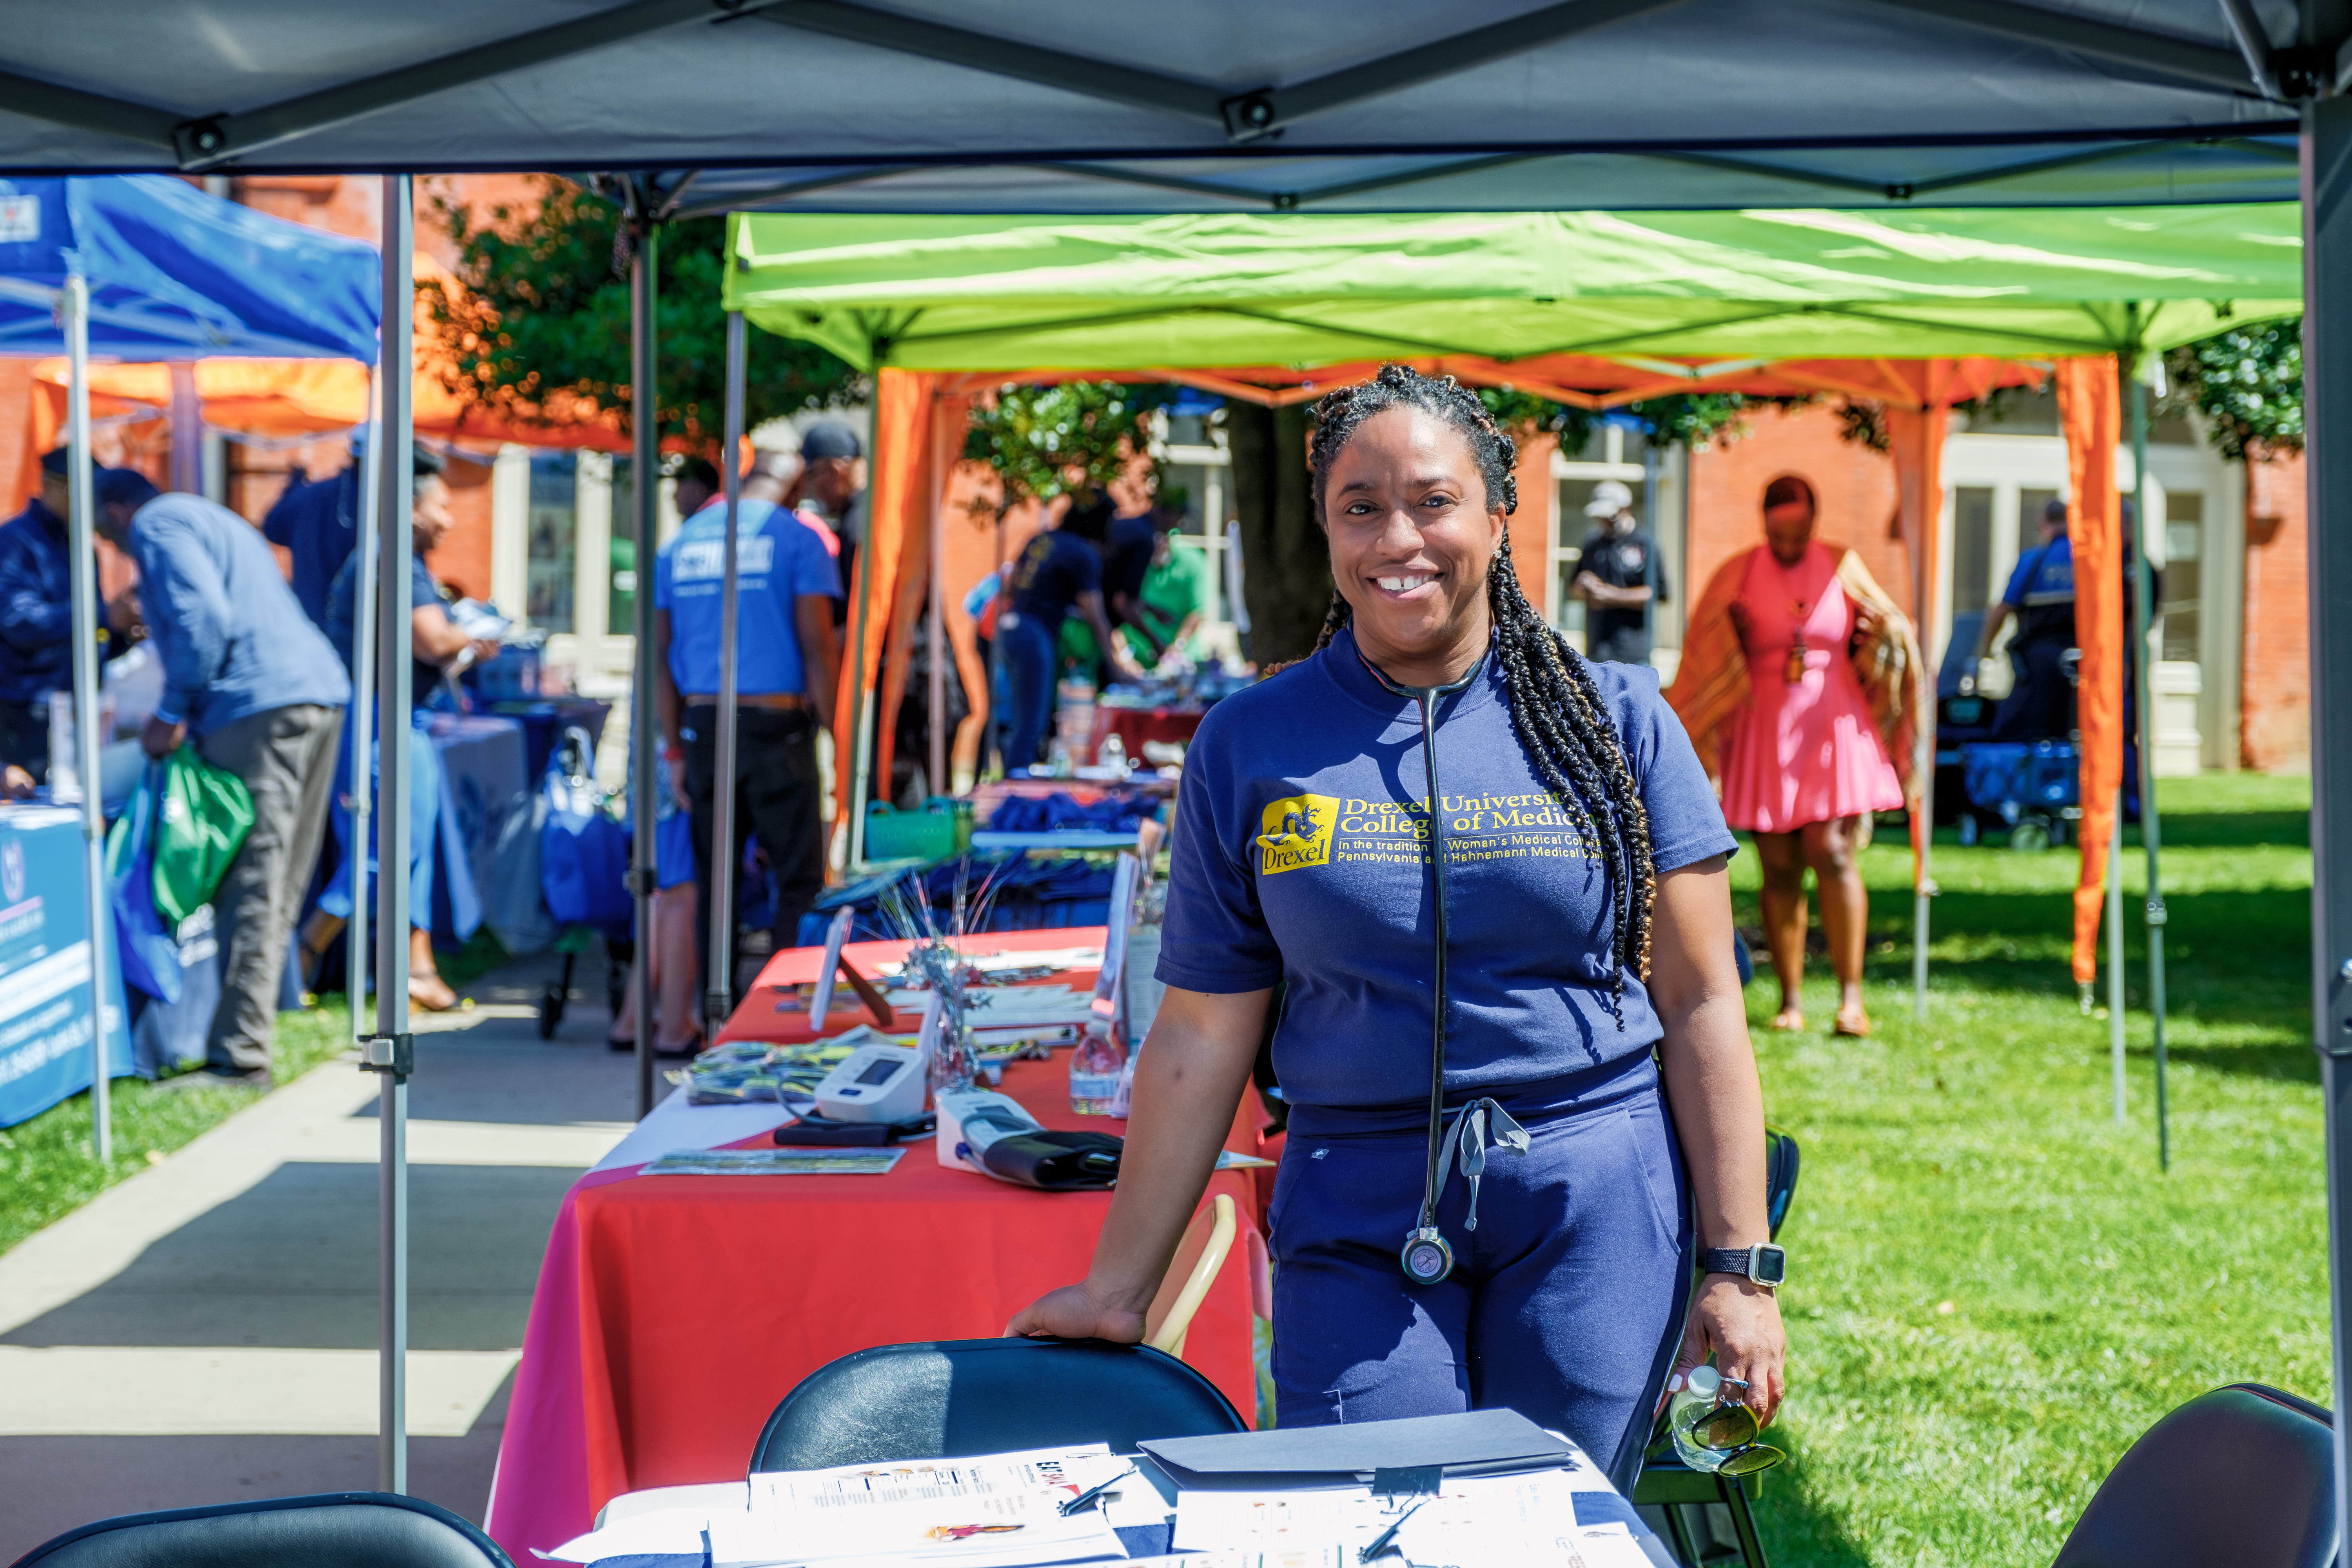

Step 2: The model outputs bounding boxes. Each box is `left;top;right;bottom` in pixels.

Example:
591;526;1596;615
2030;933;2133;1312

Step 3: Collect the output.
1702;1245;1780;1283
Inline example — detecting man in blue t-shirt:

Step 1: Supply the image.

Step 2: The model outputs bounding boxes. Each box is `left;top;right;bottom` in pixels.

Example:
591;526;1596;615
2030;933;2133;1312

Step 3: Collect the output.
262;441;362;632
1971;497;2075;741
653;460;843;997
997;495;1140;772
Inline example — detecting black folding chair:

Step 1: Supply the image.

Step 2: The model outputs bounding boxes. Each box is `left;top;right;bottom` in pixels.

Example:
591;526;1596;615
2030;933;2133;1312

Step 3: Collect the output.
2053;1383;2333;1568
8;1492;509;1568
748;1335;1247;1472
1634;1125;1800;1568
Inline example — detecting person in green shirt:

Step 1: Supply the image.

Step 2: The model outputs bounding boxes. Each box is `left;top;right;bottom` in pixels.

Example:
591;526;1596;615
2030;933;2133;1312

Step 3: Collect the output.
1062;508;1209;673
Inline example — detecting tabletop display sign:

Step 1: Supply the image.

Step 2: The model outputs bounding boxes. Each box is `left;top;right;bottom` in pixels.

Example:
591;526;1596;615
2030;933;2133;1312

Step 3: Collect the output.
807;907;855;1033
0;806;133;1129
1090;853;1142;1022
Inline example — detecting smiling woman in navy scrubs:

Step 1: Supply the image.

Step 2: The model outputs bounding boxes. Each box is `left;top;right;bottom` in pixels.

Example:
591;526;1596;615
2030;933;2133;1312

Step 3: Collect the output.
1012;366;1784;1484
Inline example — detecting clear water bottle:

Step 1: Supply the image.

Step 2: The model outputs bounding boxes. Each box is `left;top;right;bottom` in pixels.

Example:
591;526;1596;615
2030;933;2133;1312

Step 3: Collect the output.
1099;731;1128;777
1666;1365;1737;1472
1069;1025;1126;1115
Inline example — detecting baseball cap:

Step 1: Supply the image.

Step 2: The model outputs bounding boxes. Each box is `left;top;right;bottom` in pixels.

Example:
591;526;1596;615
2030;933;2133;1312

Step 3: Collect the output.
799;423;863;461
95;468;160;510
1584;480;1635;519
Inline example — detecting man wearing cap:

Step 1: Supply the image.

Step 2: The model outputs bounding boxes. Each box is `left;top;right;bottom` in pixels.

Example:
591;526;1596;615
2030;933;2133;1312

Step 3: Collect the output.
653;461;843;1007
1572;479;1669;665
0;449;144;779
95;470;349;1089
1970;496;2076;742
796;423;866;628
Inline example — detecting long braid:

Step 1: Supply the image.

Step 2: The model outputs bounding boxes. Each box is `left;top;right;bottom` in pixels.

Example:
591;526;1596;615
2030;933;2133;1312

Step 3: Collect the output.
1305;365;1657;1022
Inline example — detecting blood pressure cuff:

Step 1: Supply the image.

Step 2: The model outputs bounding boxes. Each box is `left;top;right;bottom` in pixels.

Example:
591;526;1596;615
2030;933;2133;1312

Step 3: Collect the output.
976;1129;1124;1190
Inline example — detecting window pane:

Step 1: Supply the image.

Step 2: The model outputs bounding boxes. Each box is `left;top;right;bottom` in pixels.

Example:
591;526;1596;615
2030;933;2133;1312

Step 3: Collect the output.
2161;491;2202;662
1953;486;1994;616
526;453;577;633
609;456;637;635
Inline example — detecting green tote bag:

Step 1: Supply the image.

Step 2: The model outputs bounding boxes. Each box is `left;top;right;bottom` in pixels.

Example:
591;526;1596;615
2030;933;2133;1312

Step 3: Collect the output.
152;742;255;927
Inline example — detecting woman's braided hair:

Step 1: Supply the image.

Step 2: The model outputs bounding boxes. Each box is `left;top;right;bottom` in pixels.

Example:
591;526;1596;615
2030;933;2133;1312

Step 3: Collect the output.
1304;363;1657;1018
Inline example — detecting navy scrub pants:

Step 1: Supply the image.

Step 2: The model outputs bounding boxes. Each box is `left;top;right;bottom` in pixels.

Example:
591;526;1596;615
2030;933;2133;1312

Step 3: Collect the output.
1269;1086;1692;1491
997;611;1059;771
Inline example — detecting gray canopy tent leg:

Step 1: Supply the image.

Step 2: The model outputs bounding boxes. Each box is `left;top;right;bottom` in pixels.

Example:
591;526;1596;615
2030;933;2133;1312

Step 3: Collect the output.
358;173;418;1494
61;272;111;1165
629;209;659;1118
706;310;746;1031
2304;80;2352;1555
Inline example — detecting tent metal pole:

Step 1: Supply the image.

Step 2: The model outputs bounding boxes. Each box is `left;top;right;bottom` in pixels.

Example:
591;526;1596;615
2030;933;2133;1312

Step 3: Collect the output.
629;212;659;1118
2298;86;2352;1549
348;374;382;1033
927;392;947;797
1910;417;1938;1022
708;309;746;1031
61;273;111;1165
2125;353;2169;1170
2107;801;2126;1123
365;172;416;1496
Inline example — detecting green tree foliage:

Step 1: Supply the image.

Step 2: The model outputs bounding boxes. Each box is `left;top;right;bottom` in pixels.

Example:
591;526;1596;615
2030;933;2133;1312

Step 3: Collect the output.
1475;387;1762;451
960;381;1179;514
423;177;860;447
2165;319;2303;461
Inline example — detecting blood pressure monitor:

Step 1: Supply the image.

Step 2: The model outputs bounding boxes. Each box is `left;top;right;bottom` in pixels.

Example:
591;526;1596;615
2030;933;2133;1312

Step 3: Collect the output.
813;1042;927;1123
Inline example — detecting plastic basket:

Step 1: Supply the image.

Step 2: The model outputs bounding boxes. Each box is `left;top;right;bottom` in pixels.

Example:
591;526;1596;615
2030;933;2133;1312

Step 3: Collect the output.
863;797;972;863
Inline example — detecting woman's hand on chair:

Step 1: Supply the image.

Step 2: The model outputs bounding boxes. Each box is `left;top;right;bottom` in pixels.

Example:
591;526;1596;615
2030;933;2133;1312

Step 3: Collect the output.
1671;1274;1787;1427
1006;1281;1146;1344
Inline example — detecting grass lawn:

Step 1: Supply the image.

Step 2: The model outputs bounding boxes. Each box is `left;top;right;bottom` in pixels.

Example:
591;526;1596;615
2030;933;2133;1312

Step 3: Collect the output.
1749;773;2323;1568
0;927;510;1261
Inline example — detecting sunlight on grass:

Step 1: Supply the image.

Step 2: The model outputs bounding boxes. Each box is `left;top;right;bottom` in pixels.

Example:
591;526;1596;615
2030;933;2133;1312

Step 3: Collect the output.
1739;775;2321;1567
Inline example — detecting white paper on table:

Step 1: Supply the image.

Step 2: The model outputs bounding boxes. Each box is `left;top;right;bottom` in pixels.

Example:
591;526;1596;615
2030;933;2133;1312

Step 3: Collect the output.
1566;1522;1657;1568
710;1447;1128;1568
549;1504;723;1562
1120;1552;1349;1568
597;1480;752;1529
1174;1468;1608;1567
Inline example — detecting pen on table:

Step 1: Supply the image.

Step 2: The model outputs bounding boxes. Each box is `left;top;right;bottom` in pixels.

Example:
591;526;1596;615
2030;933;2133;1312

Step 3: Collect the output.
1058;1463;1138;1516
1357;1499;1428;1563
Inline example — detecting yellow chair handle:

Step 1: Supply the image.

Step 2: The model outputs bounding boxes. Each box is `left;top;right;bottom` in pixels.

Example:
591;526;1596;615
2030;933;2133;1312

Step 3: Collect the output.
1147;1193;1237;1359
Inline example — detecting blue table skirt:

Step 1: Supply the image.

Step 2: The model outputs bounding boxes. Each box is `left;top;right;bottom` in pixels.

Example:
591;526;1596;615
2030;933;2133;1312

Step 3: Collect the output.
0;804;135;1128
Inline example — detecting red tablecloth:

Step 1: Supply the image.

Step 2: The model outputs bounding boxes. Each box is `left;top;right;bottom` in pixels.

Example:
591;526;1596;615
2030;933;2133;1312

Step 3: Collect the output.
485;928;1264;1562
1087;706;1204;764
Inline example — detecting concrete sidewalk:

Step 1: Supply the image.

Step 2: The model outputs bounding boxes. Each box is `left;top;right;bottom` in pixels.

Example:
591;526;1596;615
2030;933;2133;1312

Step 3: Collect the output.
0;953;637;1559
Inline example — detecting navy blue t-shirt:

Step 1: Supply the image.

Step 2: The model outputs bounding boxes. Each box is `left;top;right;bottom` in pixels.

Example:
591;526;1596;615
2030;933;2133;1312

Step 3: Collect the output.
263;466;360;632
1104;512;1157;612
2000;535;2076;646
324;550;450;710
1007;528;1102;633
1158;626;1736;1129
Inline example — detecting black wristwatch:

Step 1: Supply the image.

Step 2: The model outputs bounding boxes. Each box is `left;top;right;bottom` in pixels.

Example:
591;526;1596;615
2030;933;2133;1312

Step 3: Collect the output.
1702;1244;1786;1289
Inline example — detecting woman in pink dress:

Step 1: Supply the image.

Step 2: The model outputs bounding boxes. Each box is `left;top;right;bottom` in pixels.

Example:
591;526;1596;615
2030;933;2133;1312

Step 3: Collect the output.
1667;475;1917;1038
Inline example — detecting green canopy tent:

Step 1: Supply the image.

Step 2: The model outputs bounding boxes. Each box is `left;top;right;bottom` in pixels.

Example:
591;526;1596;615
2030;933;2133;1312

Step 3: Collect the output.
710;200;2300;1125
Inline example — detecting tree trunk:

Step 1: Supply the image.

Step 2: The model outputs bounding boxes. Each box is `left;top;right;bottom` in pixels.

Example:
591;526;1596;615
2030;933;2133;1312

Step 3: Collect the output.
1227;401;1330;666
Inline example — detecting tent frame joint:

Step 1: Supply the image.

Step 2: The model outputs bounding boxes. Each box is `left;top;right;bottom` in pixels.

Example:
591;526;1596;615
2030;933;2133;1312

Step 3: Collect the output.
359;1033;415;1080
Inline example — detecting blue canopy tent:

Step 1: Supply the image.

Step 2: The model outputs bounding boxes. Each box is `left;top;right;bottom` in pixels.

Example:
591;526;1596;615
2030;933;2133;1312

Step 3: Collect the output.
0;172;378;1160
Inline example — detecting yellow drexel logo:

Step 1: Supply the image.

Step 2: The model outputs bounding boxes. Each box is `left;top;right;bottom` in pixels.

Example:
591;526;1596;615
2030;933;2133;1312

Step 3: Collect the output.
1257;793;1338;875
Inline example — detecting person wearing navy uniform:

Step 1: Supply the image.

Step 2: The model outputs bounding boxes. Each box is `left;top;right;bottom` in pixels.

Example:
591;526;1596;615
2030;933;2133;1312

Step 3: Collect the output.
1013;367;1784;1490
261;440;363;632
653;459;843;1002
0;448;143;779
1572;478;1670;666
1971;496;2076;741
996;495;1142;771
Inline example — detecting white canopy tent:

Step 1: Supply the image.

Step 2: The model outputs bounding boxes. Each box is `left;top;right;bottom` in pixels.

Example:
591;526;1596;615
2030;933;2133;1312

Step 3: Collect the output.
1;0;2347;1525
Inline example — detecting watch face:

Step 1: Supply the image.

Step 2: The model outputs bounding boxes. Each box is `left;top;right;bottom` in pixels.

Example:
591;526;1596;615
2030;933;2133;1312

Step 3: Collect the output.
1754;1246;1787;1286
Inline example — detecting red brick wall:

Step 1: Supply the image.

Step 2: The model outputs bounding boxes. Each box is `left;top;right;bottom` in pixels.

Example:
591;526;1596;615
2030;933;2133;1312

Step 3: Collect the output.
1685;404;1909;616
2242;451;2310;772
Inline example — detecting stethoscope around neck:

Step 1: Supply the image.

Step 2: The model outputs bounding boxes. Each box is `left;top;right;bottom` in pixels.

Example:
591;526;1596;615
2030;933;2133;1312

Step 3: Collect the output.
1357;646;1530;1287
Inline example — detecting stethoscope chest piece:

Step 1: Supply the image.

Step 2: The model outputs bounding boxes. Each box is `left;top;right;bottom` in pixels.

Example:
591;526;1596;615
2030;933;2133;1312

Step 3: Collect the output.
1400;1225;1455;1287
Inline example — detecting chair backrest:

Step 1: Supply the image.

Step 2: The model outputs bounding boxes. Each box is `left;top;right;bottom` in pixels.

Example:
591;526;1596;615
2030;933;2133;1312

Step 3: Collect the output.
1144;1192;1238;1358
2052;1384;2334;1568
748;1336;1248;1474
10;1492;510;1568
1763;1127;1799;1241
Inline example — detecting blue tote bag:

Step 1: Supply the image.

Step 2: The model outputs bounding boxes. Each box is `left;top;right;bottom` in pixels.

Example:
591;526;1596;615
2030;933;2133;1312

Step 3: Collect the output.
104;765;184;1004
